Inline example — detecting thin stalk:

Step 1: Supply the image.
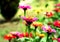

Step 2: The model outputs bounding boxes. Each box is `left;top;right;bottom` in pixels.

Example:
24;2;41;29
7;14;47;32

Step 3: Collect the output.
24;10;26;16
9;39;11;42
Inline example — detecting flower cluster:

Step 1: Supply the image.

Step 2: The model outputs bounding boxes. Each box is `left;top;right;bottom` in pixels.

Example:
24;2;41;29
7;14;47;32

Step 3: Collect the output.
4;2;60;42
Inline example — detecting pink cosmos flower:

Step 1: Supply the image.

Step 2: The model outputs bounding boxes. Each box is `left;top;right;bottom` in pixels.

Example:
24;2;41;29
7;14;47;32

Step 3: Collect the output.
18;5;31;10
42;26;56;33
21;16;38;25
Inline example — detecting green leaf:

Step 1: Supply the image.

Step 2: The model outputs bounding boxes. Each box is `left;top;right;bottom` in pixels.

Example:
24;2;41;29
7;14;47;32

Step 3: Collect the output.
40;37;47;42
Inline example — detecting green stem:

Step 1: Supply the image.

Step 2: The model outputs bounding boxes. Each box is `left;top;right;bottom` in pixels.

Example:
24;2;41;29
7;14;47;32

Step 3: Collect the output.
27;25;30;34
34;28;37;36
9;39;11;42
25;25;28;32
24;10;26;16
47;33;53;42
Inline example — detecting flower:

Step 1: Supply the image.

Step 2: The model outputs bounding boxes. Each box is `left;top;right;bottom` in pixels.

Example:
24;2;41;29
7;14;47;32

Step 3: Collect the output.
52;37;57;40
36;33;45;38
29;32;33;37
4;34;15;40
24;32;33;37
53;20;60;28
24;32;29;37
55;3;60;6
21;16;38;25
57;38;60;42
18;5;31;10
39;34;45;38
42;26;56;33
45;12;53;18
32;22;43;28
54;8;60;12
10;32;20;38
18;33;24;38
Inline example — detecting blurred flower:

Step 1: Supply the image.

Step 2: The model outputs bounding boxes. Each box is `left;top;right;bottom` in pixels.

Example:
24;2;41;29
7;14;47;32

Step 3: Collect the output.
18;33;24;38
57;38;60;42
24;32;29;37
39;34;45;38
45;12;53;18
55;3;60;6
42;26;56;33
53;20;60;28
54;8;60;12
52;37;57;40
18;5;31;10
10;32;20;38
29;32;33;37
36;32;40;36
24;32;33;37
32;22;43;28
21;16;38;25
4;34;15;40
36;33;45;38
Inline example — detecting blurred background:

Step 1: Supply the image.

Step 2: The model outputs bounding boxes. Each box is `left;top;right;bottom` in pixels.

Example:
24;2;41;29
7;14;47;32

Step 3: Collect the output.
0;0;60;42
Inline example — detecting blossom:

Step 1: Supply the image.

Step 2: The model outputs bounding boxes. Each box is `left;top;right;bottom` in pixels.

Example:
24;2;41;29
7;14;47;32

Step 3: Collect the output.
55;3;60;6
24;32;29;37
52;37;57;40
54;8;60;12
57;38;60;42
21;16;38;25
32;22;43;28
36;33;45;38
45;12;53;18
18;33;24;38
10;32;20;38
42;26;56;33
10;32;24;38
4;34;15;40
24;32;33;37
18;5;31;10
39;34;45;38
53;20;60;28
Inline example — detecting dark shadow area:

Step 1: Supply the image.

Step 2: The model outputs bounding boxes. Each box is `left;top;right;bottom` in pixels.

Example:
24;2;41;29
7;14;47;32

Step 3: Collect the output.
0;18;20;24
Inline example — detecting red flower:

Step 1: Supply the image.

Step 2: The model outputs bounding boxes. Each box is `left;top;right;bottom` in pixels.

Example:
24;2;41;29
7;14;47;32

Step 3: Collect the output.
24;32;29;37
29;32;33;37
4;34;16;40
45;12;53;18
54;8;60;12
53;20;60;28
24;32;33;37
